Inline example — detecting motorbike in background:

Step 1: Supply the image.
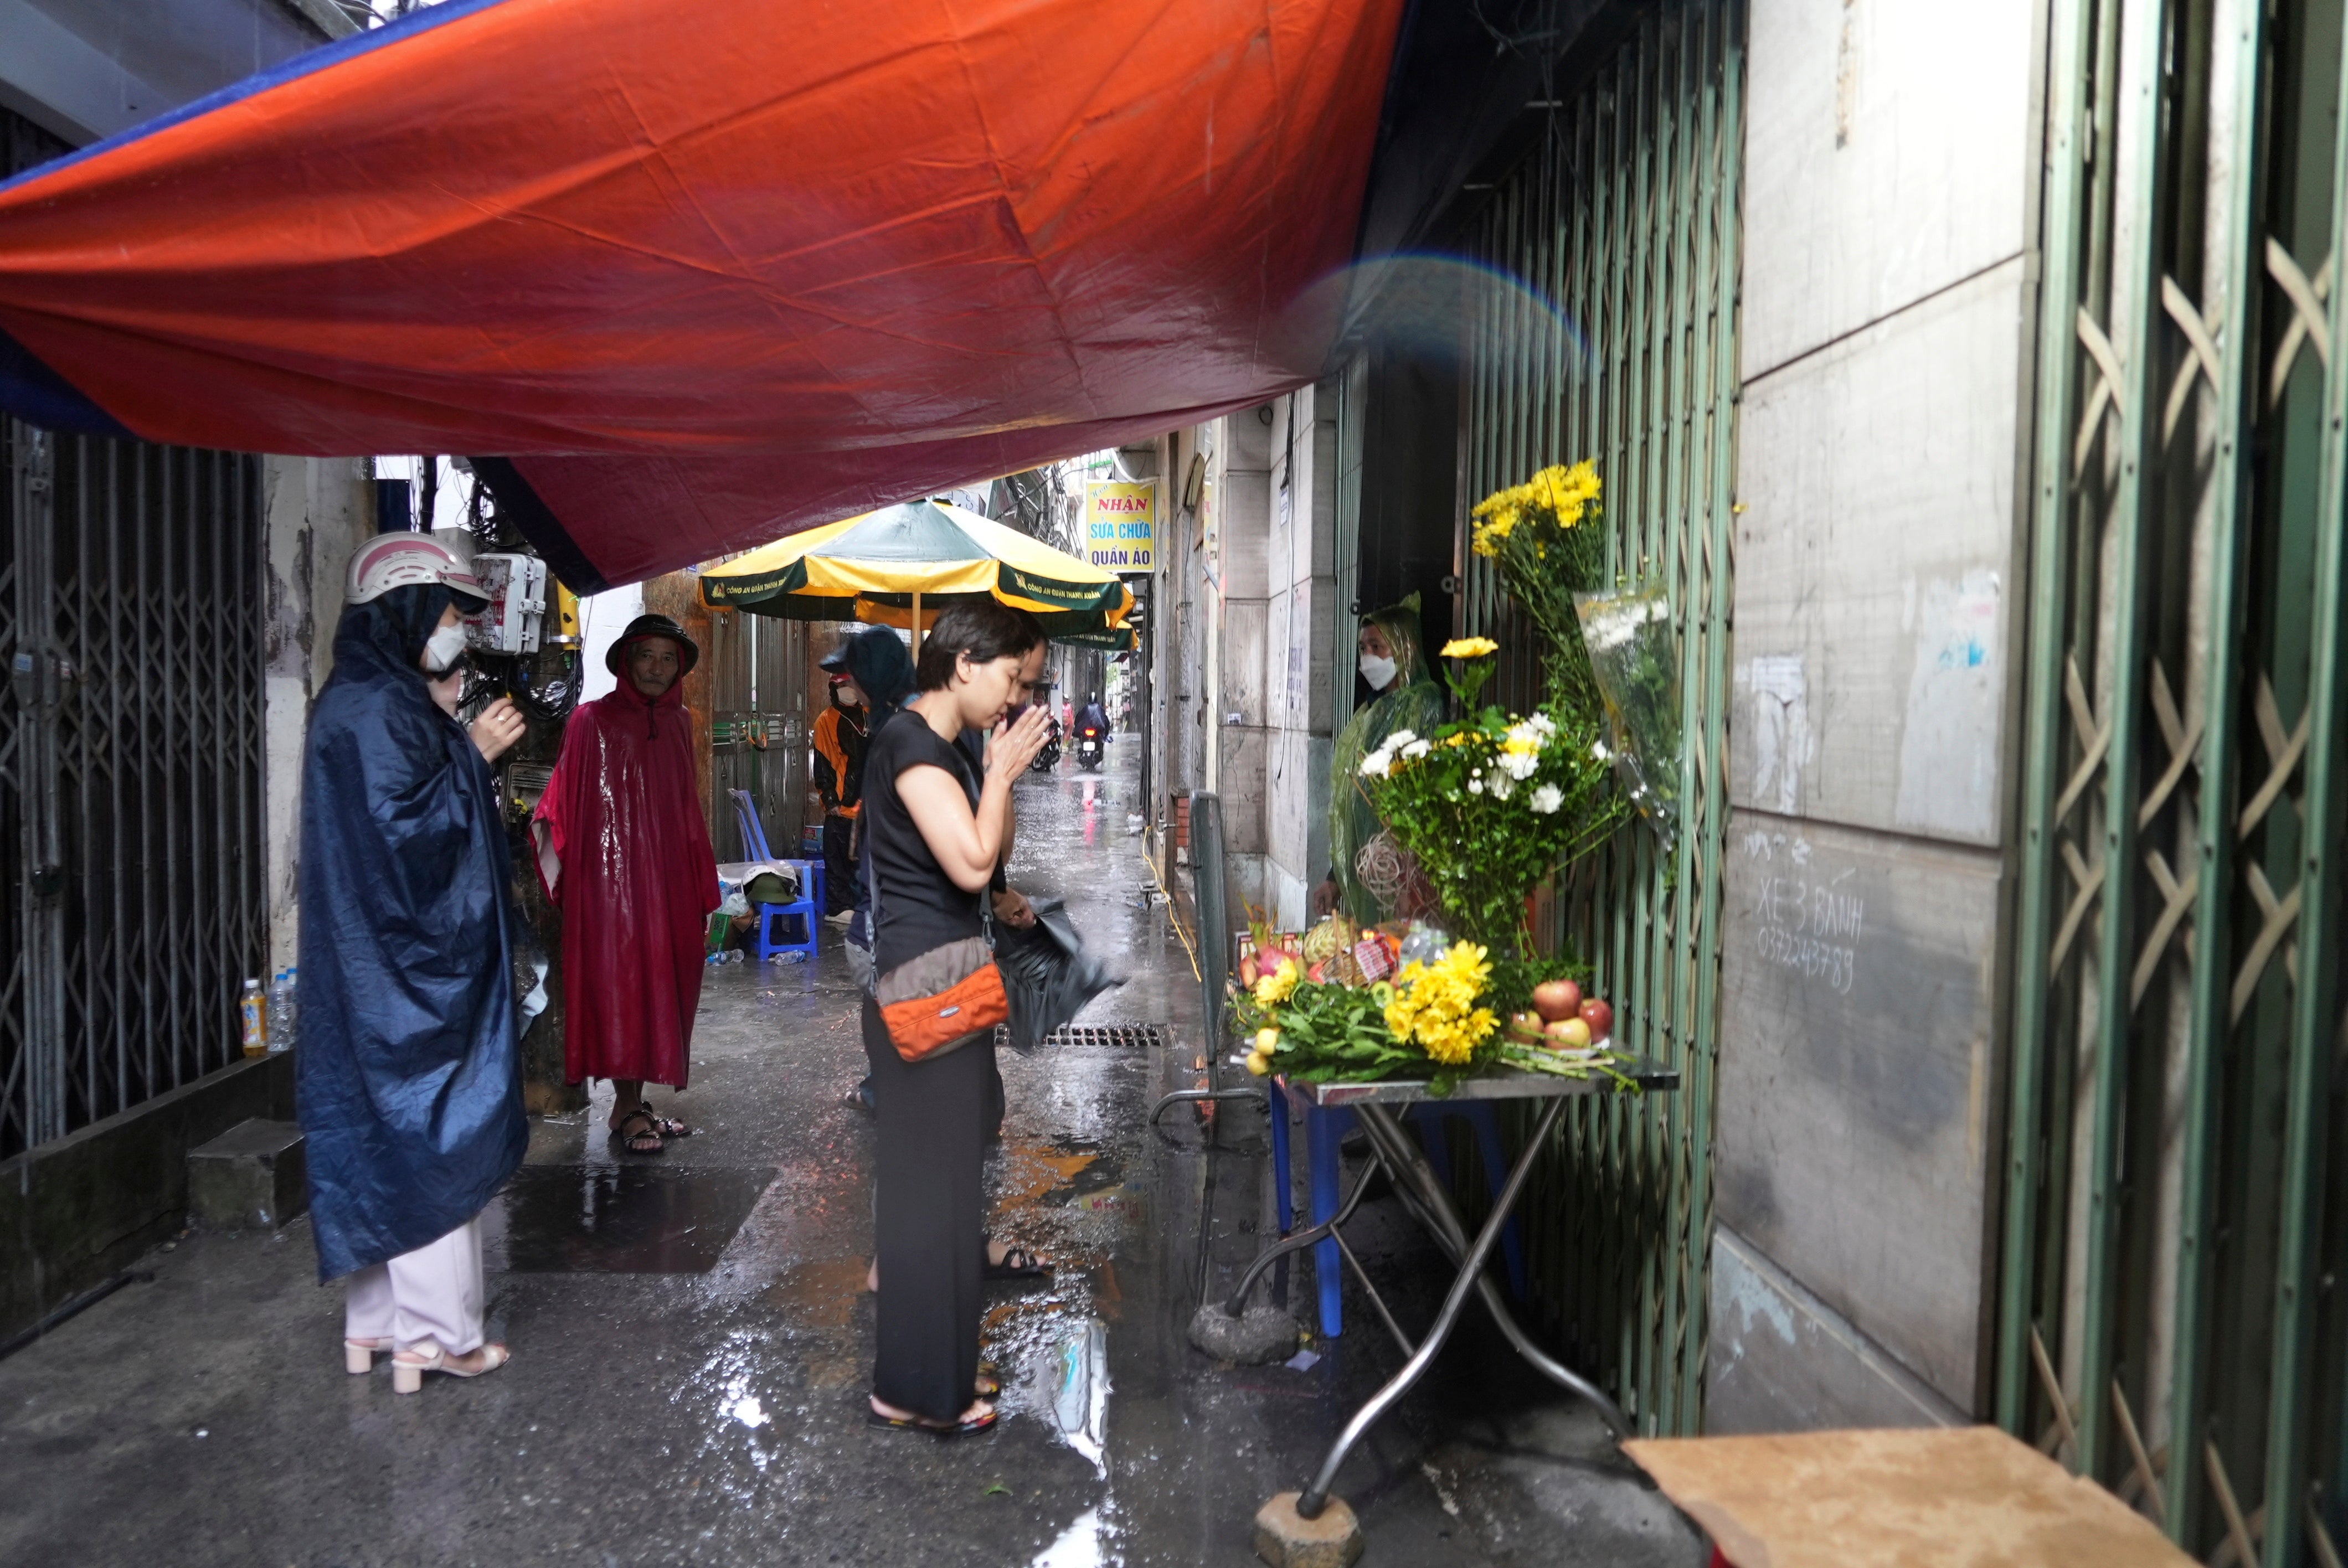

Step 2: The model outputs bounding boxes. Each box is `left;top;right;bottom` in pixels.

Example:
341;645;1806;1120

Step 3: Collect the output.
1074;724;1105;771
1031;715;1063;773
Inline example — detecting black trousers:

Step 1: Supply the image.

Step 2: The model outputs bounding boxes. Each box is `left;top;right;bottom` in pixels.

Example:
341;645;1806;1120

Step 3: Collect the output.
862;999;986;1421
822;814;856;914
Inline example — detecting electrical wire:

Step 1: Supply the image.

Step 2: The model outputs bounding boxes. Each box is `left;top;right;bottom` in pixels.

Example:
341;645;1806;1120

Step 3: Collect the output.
1142;844;1203;984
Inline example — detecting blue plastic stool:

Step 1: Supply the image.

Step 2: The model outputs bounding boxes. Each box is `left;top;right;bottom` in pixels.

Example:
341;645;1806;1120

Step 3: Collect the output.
728;790;822;961
1271;1080;1528;1339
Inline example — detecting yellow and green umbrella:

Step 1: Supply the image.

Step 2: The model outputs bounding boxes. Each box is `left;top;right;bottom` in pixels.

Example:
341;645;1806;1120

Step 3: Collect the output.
700;499;1134;647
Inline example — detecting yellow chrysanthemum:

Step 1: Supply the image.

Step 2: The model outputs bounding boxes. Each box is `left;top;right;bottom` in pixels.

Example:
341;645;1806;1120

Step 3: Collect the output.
1441;637;1500;660
1379;942;1497;1065
1253;957;1299;1006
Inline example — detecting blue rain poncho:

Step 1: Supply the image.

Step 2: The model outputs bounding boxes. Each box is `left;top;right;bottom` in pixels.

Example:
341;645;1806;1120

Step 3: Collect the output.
296;584;526;1282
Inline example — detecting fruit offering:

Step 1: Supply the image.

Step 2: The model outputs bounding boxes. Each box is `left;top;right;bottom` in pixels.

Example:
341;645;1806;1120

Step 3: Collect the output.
1532;977;1583;1022
1578;997;1613;1042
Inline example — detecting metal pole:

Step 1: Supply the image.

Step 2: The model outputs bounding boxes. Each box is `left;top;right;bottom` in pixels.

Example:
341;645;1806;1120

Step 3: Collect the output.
2257;12;2348;1556
2165;0;2272;1539
1996;0;2098;1436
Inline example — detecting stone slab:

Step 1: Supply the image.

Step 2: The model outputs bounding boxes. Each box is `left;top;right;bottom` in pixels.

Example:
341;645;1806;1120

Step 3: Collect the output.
1705;1224;1967;1435
1732;259;2028;847
1742;0;2036;379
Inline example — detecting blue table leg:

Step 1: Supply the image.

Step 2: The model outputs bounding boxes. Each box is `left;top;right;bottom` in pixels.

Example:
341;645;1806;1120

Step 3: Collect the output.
1306;1102;1351;1338
1407;1104;1527;1301
1268;1079;1295;1236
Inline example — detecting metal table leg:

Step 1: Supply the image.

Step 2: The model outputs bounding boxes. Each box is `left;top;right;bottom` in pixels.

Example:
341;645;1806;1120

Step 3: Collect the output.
1294;1096;1574;1520
1351;1103;1629;1435
1212;1138;1391;1313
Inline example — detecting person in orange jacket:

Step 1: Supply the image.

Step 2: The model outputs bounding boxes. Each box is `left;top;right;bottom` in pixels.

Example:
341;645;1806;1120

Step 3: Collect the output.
812;653;871;924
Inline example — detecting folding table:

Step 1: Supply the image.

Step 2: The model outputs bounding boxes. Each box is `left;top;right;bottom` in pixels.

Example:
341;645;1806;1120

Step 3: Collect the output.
1237;1060;1679;1524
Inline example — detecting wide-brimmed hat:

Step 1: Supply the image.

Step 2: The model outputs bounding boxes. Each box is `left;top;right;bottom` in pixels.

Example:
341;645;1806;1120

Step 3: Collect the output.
606;612;699;675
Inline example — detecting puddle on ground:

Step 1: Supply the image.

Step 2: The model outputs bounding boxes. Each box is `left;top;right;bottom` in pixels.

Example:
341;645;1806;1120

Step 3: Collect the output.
1020;1316;1108;1476
486;1164;776;1273
759;1256;872;1331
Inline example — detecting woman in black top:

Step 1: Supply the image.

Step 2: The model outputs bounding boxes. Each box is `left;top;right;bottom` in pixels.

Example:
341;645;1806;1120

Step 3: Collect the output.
861;601;1049;1434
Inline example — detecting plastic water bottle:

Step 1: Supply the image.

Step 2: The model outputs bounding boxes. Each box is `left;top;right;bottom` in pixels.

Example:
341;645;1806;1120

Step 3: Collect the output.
240;978;266;1058
267;969;296;1054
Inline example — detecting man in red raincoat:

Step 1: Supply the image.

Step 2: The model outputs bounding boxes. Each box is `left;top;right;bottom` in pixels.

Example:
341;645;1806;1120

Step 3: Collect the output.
534;614;719;1154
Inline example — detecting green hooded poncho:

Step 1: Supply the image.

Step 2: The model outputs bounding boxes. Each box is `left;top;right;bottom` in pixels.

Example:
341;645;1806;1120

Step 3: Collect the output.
1327;596;1447;925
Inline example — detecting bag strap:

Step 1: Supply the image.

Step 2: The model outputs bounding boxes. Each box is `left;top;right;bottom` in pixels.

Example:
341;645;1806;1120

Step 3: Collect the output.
864;728;993;992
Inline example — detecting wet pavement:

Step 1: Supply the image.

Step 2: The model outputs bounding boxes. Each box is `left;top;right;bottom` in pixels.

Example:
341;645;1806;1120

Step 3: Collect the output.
0;747;1704;1567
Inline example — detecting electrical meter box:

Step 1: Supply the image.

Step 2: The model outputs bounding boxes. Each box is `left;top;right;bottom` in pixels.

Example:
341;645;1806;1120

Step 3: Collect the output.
465;553;548;655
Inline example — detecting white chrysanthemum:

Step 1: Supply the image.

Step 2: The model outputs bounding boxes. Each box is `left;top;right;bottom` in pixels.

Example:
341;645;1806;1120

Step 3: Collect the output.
1488;773;1515;800
1526;713;1558;737
1400;739;1431;760
1386;729;1418;749
1359;749;1393;778
1468;777;1484;795
1531;783;1564;814
1497;749;1541;781
1505;720;1546;750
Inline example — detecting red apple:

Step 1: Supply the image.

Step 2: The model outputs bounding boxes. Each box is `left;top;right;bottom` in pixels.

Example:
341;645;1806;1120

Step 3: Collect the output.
1578;998;1614;1042
1544;1017;1593;1049
1532;978;1584;1022
1506;1010;1546;1042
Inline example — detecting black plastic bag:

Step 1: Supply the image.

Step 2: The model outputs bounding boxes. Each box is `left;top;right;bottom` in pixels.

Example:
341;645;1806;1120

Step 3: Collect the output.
993;895;1124;1053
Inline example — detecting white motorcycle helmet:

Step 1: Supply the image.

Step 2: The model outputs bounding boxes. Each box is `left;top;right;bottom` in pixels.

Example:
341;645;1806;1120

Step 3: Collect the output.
345;533;488;607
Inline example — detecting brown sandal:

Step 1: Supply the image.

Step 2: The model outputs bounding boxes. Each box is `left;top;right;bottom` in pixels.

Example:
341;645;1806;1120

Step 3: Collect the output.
609;1107;663;1155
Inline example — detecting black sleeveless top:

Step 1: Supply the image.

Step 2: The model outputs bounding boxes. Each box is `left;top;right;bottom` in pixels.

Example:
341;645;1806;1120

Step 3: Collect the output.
861;705;984;973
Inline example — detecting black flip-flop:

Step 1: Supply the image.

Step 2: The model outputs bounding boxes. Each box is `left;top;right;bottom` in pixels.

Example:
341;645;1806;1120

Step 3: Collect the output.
865;1406;997;1438
984;1244;1053;1282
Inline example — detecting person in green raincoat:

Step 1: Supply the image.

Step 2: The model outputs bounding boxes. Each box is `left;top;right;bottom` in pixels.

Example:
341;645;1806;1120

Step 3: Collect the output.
1315;594;1448;923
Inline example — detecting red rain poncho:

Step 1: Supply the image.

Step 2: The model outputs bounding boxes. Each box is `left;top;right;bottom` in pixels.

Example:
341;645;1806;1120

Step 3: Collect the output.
534;677;718;1088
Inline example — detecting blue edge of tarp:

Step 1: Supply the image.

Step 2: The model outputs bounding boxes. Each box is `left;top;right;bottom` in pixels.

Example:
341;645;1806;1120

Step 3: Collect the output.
0;0;513;433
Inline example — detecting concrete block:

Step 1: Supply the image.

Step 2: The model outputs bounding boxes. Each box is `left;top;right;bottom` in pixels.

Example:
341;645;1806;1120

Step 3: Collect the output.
1190;1302;1298;1364
1253;1493;1362;1568
187;1119;307;1231
1;1051;294;1342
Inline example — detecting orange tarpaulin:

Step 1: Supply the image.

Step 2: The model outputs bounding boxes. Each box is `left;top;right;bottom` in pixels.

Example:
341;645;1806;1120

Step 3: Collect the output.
0;0;1405;586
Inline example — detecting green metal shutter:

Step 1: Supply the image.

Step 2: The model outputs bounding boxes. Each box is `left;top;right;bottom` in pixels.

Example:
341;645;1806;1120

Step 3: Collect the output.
1455;0;1745;1438
1999;0;2348;1559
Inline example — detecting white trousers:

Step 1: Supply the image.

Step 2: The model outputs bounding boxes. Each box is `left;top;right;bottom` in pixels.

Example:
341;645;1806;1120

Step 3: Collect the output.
343;1214;486;1355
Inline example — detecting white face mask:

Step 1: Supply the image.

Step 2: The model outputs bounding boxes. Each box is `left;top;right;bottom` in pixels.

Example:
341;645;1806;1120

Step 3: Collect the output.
423;622;469;674
1358;652;1397;691
836;681;864;708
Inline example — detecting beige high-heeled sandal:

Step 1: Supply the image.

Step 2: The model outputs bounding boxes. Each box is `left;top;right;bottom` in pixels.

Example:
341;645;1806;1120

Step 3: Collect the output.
390;1339;512;1394
345;1337;394;1375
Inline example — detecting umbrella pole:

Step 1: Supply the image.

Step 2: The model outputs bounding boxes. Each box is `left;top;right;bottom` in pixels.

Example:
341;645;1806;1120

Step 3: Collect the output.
912;590;921;660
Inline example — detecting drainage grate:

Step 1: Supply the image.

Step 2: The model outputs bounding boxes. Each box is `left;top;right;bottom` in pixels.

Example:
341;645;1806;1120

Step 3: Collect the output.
996;1023;1168;1050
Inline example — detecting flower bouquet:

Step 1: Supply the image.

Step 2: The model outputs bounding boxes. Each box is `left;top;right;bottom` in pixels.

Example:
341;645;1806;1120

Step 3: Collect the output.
1469;460;1606;713
1574;585;1683;853
1231;920;1639;1094
1354;643;1625;957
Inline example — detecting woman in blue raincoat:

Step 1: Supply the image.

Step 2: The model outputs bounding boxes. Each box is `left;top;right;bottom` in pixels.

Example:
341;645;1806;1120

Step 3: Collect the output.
298;535;528;1396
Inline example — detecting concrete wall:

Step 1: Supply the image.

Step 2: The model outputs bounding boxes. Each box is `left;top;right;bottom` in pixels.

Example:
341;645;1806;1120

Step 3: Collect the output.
262;456;379;973
1260;385;1340;930
1707;0;2041;1428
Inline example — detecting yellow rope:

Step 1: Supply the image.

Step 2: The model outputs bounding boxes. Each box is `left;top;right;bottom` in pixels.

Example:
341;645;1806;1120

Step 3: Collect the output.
1141;843;1203;984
